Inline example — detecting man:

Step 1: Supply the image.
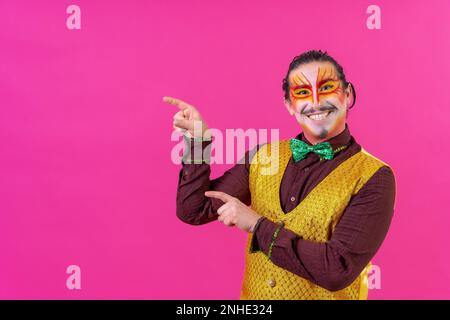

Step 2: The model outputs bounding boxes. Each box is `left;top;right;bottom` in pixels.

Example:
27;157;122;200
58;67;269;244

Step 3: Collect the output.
163;50;396;300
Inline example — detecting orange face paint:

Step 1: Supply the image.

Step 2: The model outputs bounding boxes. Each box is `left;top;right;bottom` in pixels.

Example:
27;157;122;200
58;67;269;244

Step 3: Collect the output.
290;66;344;103
286;62;349;145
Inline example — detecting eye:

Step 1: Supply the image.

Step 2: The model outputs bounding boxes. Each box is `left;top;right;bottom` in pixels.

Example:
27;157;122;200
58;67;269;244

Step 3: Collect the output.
293;89;311;97
319;85;333;92
319;81;337;93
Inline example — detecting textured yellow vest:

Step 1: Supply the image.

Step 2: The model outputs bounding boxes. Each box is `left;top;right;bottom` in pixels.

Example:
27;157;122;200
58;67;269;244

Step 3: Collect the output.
240;139;389;300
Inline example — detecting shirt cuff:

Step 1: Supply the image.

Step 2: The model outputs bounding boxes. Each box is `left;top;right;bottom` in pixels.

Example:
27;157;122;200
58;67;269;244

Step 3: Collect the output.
249;217;278;254
181;135;212;164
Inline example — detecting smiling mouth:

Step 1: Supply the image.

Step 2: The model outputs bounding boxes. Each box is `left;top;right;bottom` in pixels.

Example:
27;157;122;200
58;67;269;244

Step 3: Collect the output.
306;110;333;121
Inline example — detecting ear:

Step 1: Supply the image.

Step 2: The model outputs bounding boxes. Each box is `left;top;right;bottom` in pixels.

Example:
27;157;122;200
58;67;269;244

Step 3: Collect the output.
284;98;295;116
345;83;354;109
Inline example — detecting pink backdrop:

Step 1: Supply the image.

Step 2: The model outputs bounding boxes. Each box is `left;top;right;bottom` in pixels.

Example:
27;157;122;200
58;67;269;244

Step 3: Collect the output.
1;0;449;299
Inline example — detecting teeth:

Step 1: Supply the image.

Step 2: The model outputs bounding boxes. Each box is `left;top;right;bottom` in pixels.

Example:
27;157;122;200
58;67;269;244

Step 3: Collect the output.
308;111;330;121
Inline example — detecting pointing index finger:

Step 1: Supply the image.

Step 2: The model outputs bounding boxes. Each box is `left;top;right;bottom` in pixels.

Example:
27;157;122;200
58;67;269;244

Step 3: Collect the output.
204;191;234;203
162;96;190;110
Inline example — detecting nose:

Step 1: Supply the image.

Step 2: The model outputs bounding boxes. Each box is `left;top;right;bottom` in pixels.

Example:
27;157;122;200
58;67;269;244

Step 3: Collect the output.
312;90;320;108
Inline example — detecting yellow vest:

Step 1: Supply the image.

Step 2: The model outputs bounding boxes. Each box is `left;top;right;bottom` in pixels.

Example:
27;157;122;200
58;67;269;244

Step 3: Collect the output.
240;139;389;300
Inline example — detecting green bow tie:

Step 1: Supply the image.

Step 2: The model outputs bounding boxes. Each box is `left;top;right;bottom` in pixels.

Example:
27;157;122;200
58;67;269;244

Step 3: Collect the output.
290;138;334;162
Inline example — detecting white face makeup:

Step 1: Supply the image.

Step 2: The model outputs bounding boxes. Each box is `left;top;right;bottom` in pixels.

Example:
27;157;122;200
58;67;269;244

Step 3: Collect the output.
285;61;352;144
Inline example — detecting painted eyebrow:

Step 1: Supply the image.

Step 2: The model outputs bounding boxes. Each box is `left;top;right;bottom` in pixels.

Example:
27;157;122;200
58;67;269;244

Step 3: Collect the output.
317;78;339;87
291;84;312;90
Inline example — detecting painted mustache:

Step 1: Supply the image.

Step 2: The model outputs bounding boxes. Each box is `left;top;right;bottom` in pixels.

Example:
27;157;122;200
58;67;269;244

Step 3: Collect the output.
302;105;337;116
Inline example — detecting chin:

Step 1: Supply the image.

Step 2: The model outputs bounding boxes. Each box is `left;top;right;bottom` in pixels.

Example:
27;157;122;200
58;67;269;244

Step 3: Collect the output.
299;122;336;140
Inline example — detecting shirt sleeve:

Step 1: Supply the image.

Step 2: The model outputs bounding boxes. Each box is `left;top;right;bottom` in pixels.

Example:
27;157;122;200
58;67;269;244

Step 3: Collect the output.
176;135;263;225
249;165;396;292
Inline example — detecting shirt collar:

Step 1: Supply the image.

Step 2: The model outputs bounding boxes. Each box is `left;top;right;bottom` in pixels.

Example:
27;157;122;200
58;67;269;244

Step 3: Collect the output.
295;123;352;151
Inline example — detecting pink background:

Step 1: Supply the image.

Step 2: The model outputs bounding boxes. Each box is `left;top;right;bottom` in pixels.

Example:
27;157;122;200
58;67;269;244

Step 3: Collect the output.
1;0;449;299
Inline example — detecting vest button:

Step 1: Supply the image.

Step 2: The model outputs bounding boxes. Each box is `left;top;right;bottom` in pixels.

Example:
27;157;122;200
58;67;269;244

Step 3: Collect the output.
268;278;276;288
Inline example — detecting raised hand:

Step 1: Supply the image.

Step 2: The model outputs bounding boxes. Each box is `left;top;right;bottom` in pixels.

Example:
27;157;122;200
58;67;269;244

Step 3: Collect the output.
162;96;211;139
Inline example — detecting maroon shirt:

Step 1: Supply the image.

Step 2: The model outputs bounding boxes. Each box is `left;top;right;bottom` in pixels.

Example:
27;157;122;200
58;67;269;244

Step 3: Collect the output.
176;124;396;291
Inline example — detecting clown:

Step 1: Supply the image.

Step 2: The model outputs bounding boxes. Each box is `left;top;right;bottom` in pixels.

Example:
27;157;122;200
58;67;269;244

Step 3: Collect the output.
163;50;396;300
